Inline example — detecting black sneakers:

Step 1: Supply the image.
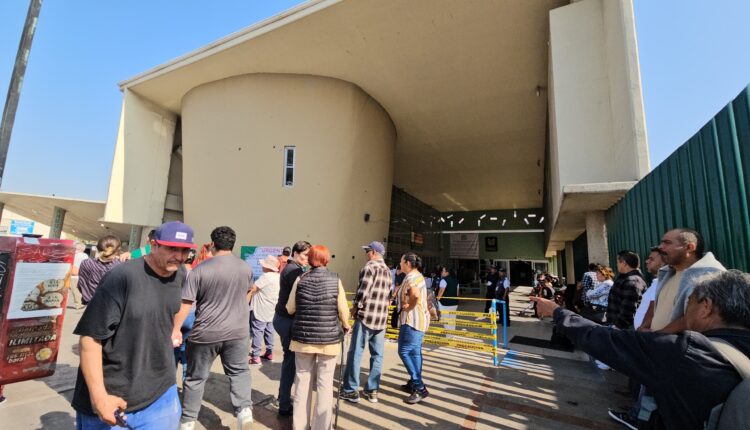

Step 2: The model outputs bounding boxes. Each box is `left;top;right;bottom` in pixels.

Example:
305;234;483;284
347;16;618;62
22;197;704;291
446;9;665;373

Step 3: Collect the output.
608;409;638;430
405;388;429;404
400;381;415;393
339;390;360;403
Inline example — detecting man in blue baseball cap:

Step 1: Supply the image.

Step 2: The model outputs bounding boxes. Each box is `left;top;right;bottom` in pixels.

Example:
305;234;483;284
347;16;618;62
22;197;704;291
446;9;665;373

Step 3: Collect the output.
72;221;195;429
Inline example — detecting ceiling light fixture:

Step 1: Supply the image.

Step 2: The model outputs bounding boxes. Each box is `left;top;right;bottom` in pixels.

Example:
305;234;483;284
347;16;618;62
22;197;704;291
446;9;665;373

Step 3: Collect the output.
479;214;487;220
528;214;537;218
513;211;517;218
490;217;498;221
502;219;507;227
524;218;529;225
458;218;464;225
446;214;453;219
539;217;545;223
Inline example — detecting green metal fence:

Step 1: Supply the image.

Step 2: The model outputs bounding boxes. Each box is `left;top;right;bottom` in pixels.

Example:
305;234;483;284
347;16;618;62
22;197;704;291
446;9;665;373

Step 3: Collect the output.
606;85;750;272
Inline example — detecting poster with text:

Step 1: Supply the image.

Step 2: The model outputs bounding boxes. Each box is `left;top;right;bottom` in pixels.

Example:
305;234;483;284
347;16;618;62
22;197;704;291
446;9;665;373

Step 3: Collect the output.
0;237;75;385
240;246;284;280
7;263;71;319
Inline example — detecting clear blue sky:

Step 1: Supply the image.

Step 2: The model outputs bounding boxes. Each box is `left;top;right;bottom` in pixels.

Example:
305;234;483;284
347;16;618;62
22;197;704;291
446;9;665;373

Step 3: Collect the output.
0;0;748;201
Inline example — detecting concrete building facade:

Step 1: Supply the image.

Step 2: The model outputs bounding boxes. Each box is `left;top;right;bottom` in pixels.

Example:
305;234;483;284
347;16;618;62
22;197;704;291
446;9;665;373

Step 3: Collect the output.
102;0;649;285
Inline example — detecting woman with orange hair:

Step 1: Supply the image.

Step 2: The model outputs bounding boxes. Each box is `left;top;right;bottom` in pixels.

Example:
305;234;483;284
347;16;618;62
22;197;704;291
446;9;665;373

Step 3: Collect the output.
285;245;351;430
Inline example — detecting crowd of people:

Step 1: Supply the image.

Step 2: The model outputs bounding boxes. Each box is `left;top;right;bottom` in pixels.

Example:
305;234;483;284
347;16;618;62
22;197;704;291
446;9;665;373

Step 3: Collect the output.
9;220;742;430
67;222;449;430
531;228;750;430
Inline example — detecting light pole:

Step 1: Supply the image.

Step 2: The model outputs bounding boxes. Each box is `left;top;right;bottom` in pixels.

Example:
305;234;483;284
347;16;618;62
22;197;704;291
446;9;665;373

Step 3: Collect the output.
0;0;43;192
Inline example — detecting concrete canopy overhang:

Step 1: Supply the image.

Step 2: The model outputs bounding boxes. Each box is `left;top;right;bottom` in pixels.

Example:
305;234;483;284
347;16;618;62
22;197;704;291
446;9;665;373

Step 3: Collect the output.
546;181;636;256
119;0;566;212
0;192;133;242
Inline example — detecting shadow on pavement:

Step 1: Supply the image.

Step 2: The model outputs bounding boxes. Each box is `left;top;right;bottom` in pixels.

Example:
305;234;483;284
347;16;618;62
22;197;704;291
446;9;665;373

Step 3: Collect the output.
35;411;75;430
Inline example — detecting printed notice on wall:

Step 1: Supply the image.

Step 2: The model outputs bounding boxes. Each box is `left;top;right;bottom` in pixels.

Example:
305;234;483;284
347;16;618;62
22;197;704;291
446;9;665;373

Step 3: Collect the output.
7;263;70;320
449;233;479;259
240;246;285;280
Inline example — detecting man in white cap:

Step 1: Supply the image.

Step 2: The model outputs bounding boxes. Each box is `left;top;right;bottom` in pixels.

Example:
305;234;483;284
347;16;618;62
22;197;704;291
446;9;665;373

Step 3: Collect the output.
248;255;280;365
72;221;195;429
173;226;255;430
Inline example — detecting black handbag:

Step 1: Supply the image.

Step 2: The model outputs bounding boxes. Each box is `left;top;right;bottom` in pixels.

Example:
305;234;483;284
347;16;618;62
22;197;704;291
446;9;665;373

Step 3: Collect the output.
391;306;400;328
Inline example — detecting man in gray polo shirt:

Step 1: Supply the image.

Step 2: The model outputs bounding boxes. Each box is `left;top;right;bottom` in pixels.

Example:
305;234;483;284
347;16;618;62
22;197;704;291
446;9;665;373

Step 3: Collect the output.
172;226;254;430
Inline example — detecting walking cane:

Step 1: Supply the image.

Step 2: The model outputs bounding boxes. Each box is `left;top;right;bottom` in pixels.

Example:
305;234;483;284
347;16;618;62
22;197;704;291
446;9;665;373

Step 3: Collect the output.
334;333;348;429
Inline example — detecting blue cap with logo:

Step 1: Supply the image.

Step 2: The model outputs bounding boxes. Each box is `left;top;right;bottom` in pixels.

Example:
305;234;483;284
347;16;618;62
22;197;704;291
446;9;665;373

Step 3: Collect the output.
362;241;385;255
154;221;196;248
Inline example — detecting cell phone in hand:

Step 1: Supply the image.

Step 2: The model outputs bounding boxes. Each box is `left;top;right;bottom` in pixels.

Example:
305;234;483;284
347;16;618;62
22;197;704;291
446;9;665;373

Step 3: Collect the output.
115;407;132;429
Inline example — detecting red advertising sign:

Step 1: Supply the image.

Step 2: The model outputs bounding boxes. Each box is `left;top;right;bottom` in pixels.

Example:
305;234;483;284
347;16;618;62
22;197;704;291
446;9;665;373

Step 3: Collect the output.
0;237;74;385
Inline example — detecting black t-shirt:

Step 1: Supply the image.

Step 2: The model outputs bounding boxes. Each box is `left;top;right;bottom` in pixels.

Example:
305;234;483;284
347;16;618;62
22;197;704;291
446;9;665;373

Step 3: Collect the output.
71;258;184;415
276;260;304;319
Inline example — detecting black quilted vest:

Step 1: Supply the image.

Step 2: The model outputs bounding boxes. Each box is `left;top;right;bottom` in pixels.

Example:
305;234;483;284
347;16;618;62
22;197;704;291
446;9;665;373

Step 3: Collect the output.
291;267;342;344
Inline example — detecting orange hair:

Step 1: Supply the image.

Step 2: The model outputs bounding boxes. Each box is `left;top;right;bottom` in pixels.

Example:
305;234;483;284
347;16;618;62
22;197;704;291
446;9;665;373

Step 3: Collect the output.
308;245;330;268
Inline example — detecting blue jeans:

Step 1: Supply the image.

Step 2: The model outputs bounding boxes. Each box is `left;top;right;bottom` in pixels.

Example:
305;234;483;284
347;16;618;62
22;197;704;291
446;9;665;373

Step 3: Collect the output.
76;385;180;429
342;320;385;393
273;313;295;412
250;311;275;358
397;324;426;391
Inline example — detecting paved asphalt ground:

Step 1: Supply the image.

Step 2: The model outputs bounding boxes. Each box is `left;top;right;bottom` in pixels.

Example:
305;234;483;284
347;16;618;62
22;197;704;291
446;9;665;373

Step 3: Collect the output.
0;287;630;429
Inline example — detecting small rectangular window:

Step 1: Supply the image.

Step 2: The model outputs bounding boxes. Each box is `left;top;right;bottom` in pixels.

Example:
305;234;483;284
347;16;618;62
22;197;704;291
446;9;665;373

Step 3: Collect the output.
283;146;296;187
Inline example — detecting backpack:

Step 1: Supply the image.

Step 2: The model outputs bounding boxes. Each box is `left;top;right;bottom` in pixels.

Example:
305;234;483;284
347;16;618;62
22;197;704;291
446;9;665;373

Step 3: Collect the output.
704;338;750;430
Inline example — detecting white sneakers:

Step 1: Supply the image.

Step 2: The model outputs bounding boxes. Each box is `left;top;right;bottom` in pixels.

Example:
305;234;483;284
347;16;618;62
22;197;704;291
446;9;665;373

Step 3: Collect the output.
180;407;253;429
595;360;611;370
237;407;253;430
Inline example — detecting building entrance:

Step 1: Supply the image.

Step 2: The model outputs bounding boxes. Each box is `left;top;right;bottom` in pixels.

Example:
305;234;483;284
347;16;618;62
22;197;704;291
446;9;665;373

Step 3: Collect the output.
510;260;533;286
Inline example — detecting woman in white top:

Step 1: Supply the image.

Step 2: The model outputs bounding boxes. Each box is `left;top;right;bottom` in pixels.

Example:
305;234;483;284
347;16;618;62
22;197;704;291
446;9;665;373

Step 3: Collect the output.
583;266;615;324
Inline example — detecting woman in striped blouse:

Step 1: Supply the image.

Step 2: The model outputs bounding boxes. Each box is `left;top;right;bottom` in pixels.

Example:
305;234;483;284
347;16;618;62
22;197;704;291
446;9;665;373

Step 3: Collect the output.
396;252;430;404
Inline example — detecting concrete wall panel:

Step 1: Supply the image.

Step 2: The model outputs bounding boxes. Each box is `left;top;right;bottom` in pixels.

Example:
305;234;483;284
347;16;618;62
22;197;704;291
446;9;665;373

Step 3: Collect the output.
103;90;176;226
181;74;396;285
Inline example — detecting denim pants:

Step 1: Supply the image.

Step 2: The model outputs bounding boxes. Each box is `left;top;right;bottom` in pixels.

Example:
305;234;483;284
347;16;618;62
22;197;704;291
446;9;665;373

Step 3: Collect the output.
181;337;253;423
397;324;426;391
273;313;295;412
342;320;385;393
76;385;180;429
250;311;275;358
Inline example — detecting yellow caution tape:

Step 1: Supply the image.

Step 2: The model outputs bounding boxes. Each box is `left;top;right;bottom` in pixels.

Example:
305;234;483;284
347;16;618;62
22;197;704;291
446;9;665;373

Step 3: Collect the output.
386;331;495;354
422;336;496;353
427;327;496;341
431;319;496;329
439;310;494;317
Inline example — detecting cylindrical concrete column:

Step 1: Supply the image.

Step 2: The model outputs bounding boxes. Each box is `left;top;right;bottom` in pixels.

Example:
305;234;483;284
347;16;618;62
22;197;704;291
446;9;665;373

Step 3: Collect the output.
181;74;396;285
586;211;609;266
49;206;66;239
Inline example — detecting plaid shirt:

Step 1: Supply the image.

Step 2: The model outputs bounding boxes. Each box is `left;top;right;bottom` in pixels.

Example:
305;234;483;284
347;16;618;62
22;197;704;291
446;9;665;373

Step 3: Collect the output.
605;270;646;329
580;271;599;306
353;258;392;331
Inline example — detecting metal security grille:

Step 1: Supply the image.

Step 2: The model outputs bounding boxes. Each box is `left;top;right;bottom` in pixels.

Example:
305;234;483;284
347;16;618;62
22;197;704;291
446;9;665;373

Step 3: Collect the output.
606;86;750;272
